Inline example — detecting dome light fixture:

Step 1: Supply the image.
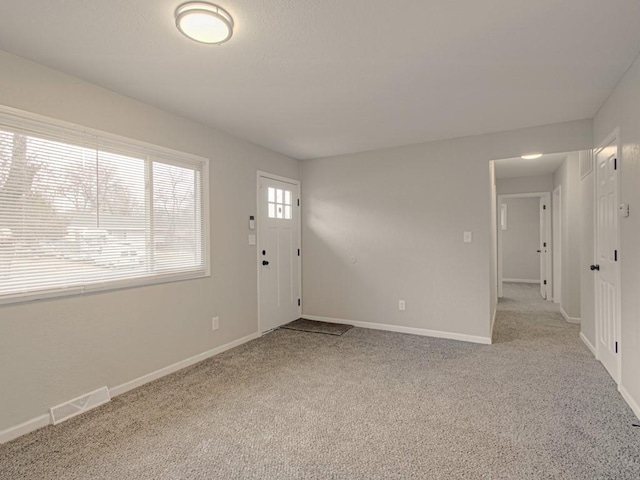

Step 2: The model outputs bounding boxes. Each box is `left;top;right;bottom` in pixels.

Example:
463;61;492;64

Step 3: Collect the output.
521;153;543;160
175;2;234;45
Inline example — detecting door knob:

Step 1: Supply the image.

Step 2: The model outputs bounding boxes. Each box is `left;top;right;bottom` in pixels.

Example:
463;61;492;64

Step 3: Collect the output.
590;264;600;271
537;250;541;253
262;260;269;266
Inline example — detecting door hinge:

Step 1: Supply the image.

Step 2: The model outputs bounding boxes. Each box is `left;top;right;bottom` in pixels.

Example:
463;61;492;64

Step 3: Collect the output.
614;250;618;261
297;199;300;206
543;280;547;285
298;299;301;307
297;249;300;256
614;158;618;170
543;204;547;210
615;341;619;354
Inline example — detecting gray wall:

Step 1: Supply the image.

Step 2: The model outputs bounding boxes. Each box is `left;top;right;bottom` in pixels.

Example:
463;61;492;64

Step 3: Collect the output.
0;51;300;432
496;175;553;195
301;120;593;340
501;198;540;281
0;48;596;435
594;51;640;415
553;153;581;319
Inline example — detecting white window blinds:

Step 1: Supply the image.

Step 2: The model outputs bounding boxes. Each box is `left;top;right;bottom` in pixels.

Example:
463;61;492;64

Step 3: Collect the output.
0;107;209;304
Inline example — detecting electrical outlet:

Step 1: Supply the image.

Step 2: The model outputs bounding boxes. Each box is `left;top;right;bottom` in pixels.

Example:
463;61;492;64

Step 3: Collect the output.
212;316;219;331
399;300;406;311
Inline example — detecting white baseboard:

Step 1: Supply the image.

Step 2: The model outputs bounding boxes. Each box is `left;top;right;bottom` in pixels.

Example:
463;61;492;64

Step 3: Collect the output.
560;306;581;324
0;332;260;444
303;315;492;345
0;414;50;445
580;332;597;356
503;278;540;284
110;332;260;397
619;385;640;421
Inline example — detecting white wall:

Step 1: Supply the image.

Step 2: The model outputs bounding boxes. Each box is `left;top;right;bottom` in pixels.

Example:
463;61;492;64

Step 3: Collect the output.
496;175;554;195
553;153;581;319
301;120;592;341
593;52;640;418
501;198;540;281
0;51;300;433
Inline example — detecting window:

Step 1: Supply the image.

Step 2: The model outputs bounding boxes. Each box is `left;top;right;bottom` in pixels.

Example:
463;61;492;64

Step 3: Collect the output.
0;107;209;304
267;187;292;219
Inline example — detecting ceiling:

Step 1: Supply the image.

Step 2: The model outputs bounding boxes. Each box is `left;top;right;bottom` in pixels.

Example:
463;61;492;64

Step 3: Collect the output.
494;153;568;179
1;1;640;160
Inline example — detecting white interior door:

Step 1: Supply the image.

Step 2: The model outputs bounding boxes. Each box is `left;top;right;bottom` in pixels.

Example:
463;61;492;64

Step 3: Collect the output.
538;196;552;300
594;140;620;382
258;174;301;333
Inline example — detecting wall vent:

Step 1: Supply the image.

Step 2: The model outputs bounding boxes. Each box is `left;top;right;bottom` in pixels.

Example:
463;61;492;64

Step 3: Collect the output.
580;150;594;180
50;387;111;425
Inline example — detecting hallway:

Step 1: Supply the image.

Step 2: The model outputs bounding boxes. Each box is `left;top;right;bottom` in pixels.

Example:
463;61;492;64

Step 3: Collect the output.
491;282;640;476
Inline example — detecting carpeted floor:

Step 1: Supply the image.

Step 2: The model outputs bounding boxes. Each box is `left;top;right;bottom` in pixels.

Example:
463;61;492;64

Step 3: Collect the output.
1;283;639;479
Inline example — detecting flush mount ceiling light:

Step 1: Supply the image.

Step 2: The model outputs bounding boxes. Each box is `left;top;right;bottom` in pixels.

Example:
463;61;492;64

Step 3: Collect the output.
175;2;234;45
521;153;543;160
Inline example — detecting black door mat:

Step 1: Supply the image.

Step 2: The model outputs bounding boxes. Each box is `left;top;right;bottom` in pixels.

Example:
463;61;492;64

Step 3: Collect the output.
281;318;354;336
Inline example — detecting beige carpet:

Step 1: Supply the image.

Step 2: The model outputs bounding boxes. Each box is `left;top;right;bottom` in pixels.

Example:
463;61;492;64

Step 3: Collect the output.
1;283;639;479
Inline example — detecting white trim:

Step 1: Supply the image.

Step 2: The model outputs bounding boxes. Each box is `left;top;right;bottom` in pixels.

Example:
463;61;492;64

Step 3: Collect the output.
0;332;259;444
498;192;551;199
110;332;259;397
580;332;597;356
552;185;562;304
559;306;581;324
490;307;497;337
619;385;640;421
303;315;492;345
0;415;50;445
503;278;540;284
256;171;302;334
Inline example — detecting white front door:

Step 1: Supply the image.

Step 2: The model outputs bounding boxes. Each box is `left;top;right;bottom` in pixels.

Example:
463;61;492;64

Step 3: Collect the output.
595;140;620;382
258;174;301;333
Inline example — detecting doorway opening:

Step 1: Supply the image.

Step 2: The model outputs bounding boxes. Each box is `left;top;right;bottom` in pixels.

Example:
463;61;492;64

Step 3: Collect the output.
497;192;551;300
490;151;583;330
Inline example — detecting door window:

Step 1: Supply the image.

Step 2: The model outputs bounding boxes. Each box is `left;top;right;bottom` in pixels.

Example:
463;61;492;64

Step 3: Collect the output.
267;187;292;219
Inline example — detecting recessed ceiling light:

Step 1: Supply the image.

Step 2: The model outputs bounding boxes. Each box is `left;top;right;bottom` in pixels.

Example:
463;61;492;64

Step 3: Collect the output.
175;2;234;45
521;153;543;160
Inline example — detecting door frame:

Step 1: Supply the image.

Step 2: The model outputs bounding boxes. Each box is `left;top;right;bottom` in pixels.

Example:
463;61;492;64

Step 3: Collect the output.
497;192;552;299
593;128;622;384
256;171;302;334
552;185;562;305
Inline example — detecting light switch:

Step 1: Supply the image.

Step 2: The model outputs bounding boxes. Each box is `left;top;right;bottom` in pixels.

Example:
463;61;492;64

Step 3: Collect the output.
248;235;256;245
463;231;472;243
